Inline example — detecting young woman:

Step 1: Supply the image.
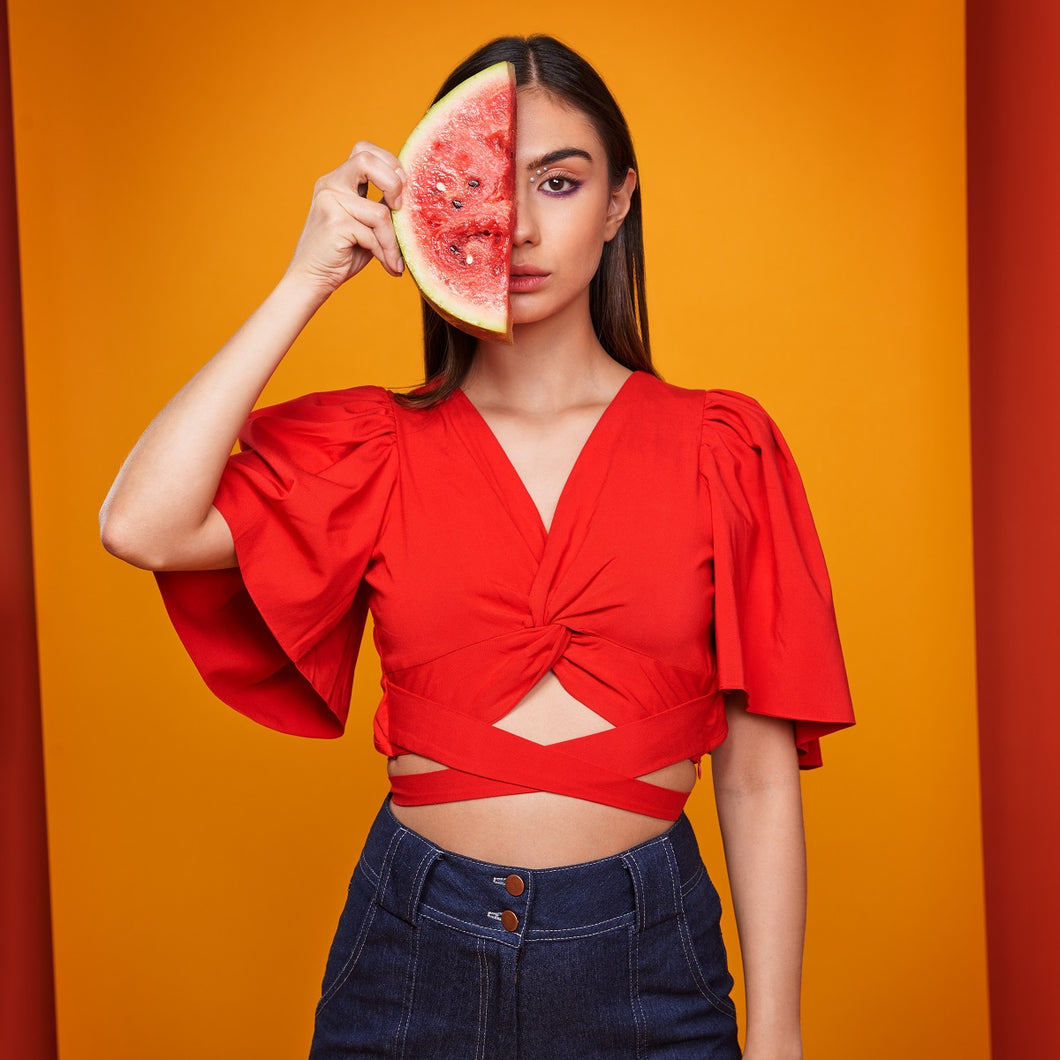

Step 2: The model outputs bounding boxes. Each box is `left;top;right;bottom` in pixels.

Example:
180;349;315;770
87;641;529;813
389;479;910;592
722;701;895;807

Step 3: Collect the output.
101;34;853;1060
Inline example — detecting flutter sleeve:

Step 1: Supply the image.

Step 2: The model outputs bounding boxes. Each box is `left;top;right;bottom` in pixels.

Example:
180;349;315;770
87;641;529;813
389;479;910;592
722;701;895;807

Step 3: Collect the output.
700;389;854;766
154;386;397;738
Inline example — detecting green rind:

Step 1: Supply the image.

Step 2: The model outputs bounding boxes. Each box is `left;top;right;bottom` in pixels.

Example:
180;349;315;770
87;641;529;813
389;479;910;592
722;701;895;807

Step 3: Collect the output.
392;61;515;343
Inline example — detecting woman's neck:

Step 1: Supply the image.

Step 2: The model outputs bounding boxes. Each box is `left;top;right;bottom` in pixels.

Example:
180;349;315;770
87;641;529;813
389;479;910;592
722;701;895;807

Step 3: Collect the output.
466;300;629;413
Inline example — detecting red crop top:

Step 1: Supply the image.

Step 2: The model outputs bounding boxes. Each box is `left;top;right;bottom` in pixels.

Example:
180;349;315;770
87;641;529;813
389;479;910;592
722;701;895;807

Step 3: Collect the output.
156;371;854;820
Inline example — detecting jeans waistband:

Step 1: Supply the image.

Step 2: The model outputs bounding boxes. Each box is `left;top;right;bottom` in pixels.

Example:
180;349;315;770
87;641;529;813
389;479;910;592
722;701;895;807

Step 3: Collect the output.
357;799;708;948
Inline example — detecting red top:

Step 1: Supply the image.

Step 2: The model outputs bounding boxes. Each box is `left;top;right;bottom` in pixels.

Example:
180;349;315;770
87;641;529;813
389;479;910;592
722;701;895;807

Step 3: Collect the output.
156;371;854;820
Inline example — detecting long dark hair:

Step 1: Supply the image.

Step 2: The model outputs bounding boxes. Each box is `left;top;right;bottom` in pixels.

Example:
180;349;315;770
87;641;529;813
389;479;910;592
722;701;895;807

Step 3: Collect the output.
402;35;655;407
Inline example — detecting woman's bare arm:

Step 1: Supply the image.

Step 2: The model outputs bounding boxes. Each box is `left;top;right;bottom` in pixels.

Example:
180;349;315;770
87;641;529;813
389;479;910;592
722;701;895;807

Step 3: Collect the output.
99;143;406;572
711;695;806;1060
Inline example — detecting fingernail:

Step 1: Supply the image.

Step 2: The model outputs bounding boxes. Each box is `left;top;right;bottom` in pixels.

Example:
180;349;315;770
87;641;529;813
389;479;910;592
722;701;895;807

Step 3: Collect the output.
393;194;403;211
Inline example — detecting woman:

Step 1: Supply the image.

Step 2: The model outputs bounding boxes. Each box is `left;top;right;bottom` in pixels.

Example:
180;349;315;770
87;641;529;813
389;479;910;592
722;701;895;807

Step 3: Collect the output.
101;34;853;1059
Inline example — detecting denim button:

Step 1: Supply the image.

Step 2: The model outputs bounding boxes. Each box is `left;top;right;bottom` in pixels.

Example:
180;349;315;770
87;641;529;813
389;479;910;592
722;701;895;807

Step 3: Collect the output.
504;874;525;896
500;910;519;932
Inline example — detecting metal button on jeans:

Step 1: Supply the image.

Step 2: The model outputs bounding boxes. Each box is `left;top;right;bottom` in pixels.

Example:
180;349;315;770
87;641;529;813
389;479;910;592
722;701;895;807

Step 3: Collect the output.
504;874;525;896
500;909;519;932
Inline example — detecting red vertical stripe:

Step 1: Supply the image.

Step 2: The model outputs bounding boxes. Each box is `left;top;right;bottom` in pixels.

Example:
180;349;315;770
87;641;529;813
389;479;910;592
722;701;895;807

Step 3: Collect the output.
0;1;59;1056
968;1;1060;1055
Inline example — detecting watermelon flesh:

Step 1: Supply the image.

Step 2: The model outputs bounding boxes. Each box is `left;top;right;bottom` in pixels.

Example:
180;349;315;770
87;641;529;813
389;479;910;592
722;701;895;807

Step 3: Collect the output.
392;62;516;343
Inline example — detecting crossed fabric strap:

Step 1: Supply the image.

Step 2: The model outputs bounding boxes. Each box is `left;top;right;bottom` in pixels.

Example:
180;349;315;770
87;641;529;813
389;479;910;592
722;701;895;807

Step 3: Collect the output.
385;683;727;822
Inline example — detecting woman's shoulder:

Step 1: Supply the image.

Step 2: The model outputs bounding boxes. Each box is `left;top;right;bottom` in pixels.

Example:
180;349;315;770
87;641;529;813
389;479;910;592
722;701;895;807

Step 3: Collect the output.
634;374;777;449
246;383;395;422
236;384;400;473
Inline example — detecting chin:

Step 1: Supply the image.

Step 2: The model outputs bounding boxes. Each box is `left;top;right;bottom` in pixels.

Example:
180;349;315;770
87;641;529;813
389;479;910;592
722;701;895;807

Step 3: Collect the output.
509;305;552;328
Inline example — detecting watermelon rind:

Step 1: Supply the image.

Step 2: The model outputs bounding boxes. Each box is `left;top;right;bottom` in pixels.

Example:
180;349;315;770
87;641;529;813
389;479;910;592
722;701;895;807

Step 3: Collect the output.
392;61;515;343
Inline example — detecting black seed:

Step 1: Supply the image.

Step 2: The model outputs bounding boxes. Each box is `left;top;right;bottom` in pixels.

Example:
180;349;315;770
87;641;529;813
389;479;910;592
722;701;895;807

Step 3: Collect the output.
467;179;480;188
451;199;463;209
449;245;459;254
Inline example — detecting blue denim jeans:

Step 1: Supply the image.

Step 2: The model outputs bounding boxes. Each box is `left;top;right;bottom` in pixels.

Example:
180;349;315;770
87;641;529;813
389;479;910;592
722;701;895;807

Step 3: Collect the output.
309;799;741;1058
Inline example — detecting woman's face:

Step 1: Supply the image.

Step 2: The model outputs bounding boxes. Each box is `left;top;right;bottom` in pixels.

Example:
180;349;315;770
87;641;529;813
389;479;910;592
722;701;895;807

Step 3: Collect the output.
508;86;635;329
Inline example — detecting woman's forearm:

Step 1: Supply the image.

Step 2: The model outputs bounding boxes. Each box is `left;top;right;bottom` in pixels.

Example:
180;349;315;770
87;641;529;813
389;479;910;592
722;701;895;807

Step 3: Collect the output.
711;699;806;1059
99;273;326;570
100;143;408;572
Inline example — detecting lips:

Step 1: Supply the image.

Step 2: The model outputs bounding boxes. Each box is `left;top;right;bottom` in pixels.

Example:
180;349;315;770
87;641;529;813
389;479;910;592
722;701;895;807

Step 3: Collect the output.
509;265;548;292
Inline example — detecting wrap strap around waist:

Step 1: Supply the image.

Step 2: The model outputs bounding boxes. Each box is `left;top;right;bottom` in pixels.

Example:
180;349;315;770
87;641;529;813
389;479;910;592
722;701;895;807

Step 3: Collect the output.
385;685;728;821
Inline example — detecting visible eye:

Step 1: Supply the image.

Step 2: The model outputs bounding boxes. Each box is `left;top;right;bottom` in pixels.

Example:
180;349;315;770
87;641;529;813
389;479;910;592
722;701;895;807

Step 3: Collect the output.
539;173;581;195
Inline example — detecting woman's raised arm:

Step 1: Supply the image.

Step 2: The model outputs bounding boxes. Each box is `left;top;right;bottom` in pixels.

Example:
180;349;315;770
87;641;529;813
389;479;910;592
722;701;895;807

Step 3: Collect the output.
99;144;406;572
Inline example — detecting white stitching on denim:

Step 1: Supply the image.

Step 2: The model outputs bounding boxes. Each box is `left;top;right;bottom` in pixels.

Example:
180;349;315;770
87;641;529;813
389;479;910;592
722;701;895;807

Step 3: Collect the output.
395;910;420;1056
674;873;737;1019
623;850;646;932
628;918;645;1059
422;903;633;942
522;910;631;935
522;923;630;943
406;846;436;923
417;910;522;947
427;906;507;933
662;841;681;918
358;856;380;886
315;891;379;1014
680;863;705;897
374;825;407;910
476;938;489;1060
521;872;534;938
622;849;651;1057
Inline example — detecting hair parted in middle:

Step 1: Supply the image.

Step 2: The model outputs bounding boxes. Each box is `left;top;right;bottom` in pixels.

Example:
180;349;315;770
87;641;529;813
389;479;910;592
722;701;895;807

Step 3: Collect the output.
401;34;656;408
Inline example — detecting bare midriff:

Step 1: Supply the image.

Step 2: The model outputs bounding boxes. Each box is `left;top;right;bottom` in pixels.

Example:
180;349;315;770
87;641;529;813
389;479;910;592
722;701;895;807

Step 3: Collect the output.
387;671;697;868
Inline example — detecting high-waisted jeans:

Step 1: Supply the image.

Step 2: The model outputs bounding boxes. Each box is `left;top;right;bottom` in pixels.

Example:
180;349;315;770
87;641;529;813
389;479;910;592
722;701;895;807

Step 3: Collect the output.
308;798;741;1058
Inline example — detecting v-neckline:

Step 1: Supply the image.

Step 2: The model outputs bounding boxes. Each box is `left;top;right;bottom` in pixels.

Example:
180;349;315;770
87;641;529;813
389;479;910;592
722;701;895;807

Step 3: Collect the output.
451;371;641;545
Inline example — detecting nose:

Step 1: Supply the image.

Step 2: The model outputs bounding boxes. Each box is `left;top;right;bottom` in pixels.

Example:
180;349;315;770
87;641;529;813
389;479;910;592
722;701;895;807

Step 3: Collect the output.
511;173;538;247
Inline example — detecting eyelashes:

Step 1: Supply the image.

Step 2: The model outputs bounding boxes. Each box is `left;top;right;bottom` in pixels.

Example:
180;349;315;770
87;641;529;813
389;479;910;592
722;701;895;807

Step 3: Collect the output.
538;172;583;196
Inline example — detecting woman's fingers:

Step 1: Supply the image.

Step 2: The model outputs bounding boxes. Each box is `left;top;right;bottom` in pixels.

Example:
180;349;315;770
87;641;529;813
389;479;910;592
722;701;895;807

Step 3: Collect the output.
287;142;407;290
325;142;405;211
314;167;405;273
319;189;403;276
345;141;406;209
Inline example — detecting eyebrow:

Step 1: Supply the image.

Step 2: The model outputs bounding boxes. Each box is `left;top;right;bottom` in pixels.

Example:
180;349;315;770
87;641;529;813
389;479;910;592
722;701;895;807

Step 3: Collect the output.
526;148;594;171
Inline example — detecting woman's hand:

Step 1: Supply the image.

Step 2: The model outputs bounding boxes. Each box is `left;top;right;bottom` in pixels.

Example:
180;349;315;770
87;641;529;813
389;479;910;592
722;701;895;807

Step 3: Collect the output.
284;142;407;297
101;145;408;572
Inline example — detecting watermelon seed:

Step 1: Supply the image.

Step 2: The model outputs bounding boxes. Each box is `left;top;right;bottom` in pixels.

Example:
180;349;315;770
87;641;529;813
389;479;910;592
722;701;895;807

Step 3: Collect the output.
436;182;447;192
449;245;459;254
468;179;480;188
466;254;474;264
452;200;464;209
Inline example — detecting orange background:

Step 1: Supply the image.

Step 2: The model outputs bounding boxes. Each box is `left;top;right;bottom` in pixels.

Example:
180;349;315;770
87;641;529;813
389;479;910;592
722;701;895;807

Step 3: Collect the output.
8;1;988;1057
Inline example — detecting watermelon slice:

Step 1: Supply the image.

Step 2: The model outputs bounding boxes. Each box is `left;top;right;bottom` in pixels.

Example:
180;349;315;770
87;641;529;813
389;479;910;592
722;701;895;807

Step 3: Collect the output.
392;62;516;343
